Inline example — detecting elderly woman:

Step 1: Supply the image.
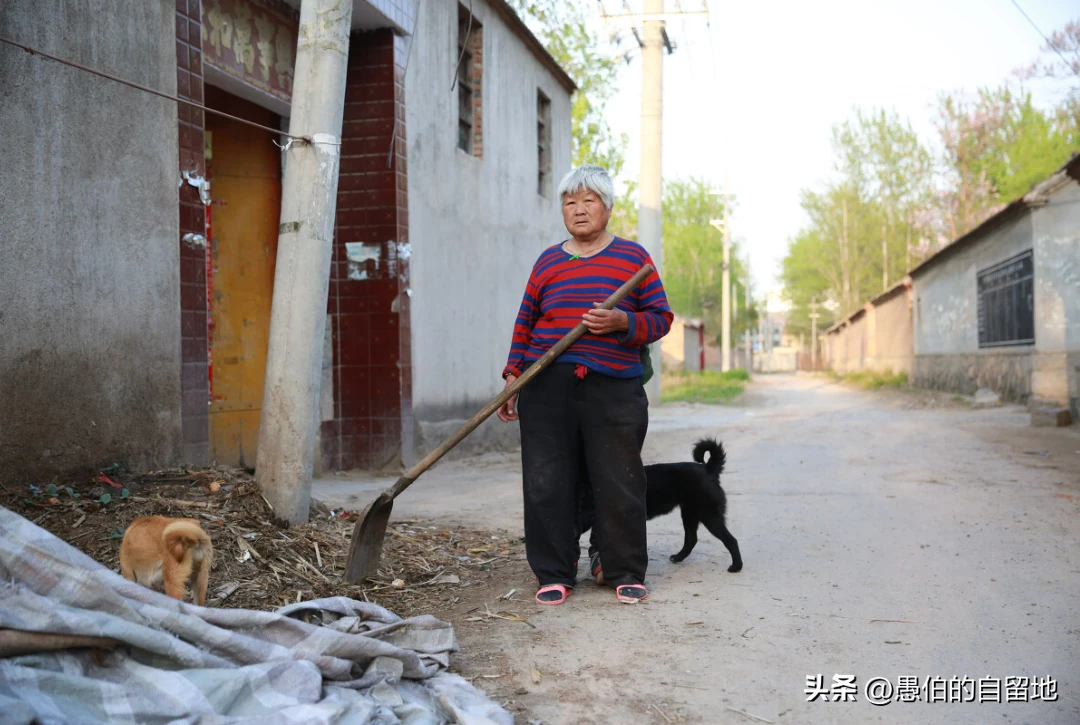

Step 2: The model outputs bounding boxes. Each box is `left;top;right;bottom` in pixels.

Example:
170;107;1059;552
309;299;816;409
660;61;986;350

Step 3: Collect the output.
497;165;672;605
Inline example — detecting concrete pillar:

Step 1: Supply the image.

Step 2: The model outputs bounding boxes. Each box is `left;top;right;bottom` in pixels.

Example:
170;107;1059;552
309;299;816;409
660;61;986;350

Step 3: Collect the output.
639;0;664;402
256;0;352;525
865;302;876;371
745;289;752;372
721;178;731;372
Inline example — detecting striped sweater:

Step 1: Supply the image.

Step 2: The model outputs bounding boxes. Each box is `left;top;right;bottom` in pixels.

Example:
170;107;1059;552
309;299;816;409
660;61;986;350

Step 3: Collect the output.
503;237;673;380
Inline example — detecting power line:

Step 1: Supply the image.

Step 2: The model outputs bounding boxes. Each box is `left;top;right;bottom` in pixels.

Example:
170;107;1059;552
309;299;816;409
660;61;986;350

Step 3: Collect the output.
1008;0;1080;80
0;35;335;145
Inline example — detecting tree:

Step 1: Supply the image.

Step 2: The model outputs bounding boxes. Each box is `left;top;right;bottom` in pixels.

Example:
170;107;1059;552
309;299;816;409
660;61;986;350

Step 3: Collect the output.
935;86;1079;236
508;0;629;176
798;182;886;315
988;95;1078;200
780;109;927;326
612;178;758;345
779;229;834;336
832;108;934;285
1018;18;1080;119
781;18;1080;335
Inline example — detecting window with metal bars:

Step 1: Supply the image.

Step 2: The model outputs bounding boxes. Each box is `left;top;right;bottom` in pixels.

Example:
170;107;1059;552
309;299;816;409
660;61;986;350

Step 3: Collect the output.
537;90;551;195
977;250;1034;348
457;5;481;156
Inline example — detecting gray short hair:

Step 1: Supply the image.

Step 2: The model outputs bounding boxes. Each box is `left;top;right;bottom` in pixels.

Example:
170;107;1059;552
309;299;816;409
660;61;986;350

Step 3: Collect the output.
557;165;615;210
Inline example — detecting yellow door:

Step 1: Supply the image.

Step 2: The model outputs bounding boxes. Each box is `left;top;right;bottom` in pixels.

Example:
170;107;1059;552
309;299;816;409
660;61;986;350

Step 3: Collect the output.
205;87;281;467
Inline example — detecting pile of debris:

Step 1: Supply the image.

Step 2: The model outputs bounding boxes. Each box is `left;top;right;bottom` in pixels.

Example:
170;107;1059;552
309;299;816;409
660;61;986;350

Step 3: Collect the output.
1;466;521;617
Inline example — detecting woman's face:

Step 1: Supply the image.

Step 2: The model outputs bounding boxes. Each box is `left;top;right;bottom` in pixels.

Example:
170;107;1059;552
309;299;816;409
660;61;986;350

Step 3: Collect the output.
562;188;612;240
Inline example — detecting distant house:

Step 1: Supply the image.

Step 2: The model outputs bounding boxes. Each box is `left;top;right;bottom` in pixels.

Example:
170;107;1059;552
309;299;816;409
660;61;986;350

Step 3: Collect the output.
661;317;706;372
824;154;1080;419
910;156;1079;413
0;0;574;480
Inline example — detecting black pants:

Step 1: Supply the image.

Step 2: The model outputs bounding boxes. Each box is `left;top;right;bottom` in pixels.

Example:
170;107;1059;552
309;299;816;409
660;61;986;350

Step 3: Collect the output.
518;364;649;588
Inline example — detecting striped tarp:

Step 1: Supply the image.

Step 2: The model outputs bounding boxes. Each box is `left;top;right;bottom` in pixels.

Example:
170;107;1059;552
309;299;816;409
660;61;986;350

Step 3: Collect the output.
0;506;510;725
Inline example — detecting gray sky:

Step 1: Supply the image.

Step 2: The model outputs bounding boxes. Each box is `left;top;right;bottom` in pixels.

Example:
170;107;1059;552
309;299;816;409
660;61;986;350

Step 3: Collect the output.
600;0;1078;297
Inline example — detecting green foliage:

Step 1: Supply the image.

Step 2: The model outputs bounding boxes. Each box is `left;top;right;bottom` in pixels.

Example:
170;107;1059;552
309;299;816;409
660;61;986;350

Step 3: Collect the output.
842;370;909;389
833;107;934;212
661;370;747;404
779;109;935;327
507;0;628;176
99;493;111;505
612;179;759;345
609;180;639;238
781;18;1080;330
780;230;833;336
969;90;1078;203
935;86;1079;237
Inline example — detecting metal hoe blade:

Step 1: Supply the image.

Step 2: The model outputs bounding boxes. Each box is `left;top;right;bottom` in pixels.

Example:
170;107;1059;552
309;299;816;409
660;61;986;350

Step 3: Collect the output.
343;490;396;583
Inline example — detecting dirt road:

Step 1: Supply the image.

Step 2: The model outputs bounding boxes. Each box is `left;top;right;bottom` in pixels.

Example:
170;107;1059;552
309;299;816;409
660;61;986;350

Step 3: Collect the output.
317;374;1080;724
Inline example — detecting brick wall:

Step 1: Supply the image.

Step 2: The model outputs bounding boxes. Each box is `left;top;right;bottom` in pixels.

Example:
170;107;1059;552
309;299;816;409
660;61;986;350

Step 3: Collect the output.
321;28;411;471
469;23;483;157
176;0;209;464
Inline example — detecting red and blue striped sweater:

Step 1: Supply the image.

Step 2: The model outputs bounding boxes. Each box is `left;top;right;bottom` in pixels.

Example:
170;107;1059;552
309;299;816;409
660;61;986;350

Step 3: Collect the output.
503;237;673;380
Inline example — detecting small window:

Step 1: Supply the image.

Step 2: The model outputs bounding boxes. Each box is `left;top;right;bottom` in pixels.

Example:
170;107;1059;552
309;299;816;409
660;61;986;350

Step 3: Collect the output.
457;5;482;156
537;90;552;196
977;250;1034;348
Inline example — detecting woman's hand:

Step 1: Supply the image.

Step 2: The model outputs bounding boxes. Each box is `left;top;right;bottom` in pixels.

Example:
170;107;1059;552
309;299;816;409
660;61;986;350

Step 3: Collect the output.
583;303;629;335
497;375;519;422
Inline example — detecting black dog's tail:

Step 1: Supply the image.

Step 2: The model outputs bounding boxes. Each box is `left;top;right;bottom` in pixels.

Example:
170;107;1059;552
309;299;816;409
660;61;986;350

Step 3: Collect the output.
693;438;726;477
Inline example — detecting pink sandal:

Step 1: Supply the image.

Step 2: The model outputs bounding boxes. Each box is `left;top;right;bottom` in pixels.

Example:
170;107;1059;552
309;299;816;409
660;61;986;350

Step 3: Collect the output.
615;584;648;604
535;584;572;605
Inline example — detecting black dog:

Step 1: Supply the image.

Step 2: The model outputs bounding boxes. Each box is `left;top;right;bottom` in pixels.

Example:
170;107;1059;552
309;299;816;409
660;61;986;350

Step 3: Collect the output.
580;438;743;573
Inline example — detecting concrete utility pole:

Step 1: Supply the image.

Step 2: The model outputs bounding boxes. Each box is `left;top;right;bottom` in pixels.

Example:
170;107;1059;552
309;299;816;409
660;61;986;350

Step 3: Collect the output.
758;314;765;371
882;237;888;291
638;0;665;402
600;1;708;401
761;292;773;362
720;178;731;372
809;297;821;371
732;282;738;326
709;181;732;372
745;284;751;372
732;281;739;369
256;0;352;525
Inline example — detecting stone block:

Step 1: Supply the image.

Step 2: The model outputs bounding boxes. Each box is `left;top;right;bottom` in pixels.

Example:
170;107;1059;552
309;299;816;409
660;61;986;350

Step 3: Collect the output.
1031;406;1072;427
972;388;1002;409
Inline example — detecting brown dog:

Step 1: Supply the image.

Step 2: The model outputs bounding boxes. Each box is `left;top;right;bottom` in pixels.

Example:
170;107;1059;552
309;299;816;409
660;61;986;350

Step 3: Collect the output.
119;516;213;606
